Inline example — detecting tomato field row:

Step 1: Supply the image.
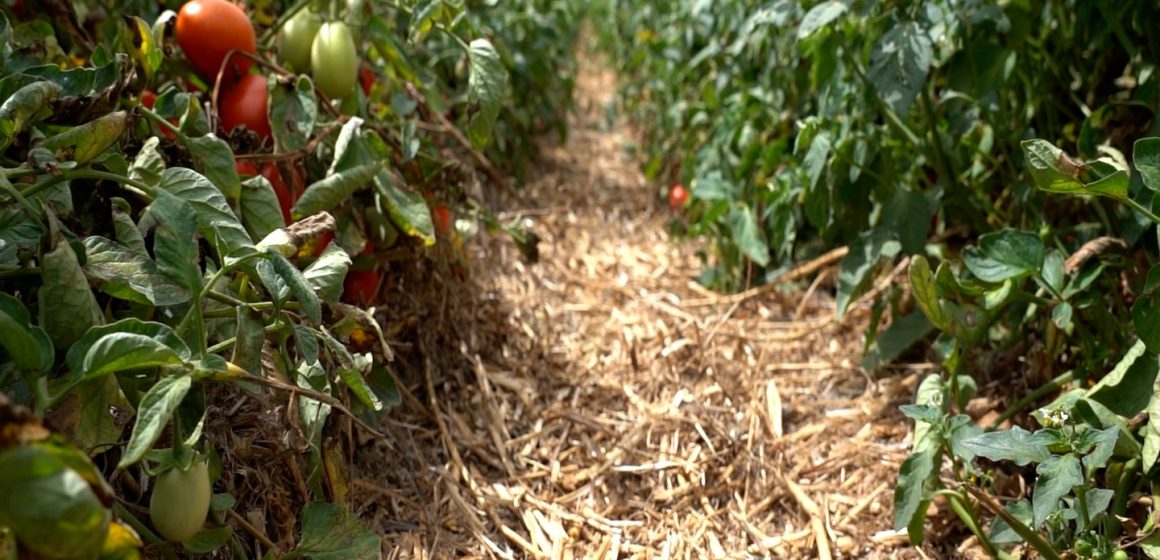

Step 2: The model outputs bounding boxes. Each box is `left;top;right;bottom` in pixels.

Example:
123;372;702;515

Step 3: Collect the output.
594;0;1160;558
0;0;578;557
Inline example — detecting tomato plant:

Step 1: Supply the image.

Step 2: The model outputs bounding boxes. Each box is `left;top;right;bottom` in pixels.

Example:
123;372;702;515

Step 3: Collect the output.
149;459;211;542
0;0;578;556
218;73;271;139
176;0;256;87
310;22;359;99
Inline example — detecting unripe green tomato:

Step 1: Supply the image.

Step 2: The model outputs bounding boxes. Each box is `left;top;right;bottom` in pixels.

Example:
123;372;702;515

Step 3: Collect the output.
1073;538;1093;557
149;460;211;542
278;9;321;73
310;22;359;100
1110;550;1129;560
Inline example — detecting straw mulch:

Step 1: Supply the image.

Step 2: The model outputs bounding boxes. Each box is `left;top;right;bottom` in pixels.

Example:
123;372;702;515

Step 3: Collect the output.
349;53;956;559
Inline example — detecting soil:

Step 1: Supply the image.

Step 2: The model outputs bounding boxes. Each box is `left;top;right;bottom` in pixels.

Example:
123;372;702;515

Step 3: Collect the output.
346;48;952;559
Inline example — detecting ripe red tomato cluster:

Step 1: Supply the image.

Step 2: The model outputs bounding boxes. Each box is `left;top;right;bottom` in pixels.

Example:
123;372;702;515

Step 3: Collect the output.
172;1;388;306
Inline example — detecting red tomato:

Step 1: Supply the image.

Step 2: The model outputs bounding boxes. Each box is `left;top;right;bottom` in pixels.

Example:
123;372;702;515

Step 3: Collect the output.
359;64;374;97
431;204;453;236
310;230;333;257
218;74;270;139
235;161;258;177
343;269;379;305
11;0;23;17
176;0;256;87
343;242;378;305
260;163;295;224
668;183;689;211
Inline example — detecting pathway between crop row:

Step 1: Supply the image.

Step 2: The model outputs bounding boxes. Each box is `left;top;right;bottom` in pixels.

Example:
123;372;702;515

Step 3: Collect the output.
358;46;937;560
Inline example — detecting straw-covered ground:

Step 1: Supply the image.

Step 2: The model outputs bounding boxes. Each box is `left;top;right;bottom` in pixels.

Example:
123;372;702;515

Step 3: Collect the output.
327;51;970;559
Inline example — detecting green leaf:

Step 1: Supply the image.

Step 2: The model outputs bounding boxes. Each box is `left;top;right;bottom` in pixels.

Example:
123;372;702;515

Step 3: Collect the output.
797;0;847;40
187;134;241;202
892;449;935;541
239;174;285;241
82;236;190;306
231;308;265;380
270;75;317;153
373;170;435;246
157;167;254;258
293;162;383;220
0;445;110;558
128;137;166;192
880;188;934;255
183;526;232;554
989;499;1032;544
0;80;60;150
284;502;380;560
317;330;381;411
1032;454;1082;528
39;216;103;348
837;228;899;317
109;197;146;255
1133;291;1160;354
1021;139;1129;201
909;256;947;330
912;374;945;455
0;292;53;371
1088;340;1157;417
862;311;933;370
726;203;770;267
266;251;322;325
303;244;352;303
1134;137;1160;191
960;426;1052;466
0;205;44;263
1041;249;1065;295
118;373;192;468
801;130;831;191
1077;426;1118;475
41;111;127;164
1142;374;1160;471
869;21;932;117
149;190;202;295
67;375;134;453
466;39;508;147
77;333;186;380
962;228;1046;283
66;319;191;376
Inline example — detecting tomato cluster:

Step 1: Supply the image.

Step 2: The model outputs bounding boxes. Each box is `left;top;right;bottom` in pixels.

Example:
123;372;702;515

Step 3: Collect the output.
277;9;360;100
169;0;463;306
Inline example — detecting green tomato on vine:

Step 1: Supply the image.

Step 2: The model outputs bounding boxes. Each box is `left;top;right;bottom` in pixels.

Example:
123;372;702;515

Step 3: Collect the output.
278;8;321;73
311;21;359;100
